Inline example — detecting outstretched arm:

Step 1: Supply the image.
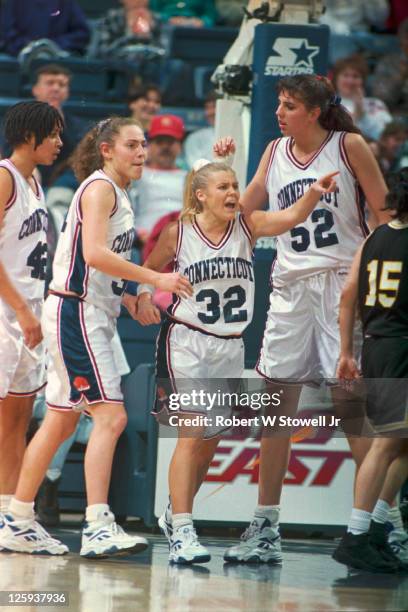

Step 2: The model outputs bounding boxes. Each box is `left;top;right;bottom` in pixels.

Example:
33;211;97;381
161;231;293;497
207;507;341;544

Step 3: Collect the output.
82;181;191;295
245;172;339;239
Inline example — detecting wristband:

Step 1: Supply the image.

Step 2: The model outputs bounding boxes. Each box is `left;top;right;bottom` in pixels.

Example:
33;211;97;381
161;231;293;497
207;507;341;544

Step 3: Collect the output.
137;283;155;296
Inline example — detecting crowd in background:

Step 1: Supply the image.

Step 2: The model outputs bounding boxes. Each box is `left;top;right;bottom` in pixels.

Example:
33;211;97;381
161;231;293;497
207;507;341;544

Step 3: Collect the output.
0;1;406;289
0;1;407;522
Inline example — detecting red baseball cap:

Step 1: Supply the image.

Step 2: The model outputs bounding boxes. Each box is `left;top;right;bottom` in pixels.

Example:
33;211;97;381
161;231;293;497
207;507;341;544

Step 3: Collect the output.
148;114;185;141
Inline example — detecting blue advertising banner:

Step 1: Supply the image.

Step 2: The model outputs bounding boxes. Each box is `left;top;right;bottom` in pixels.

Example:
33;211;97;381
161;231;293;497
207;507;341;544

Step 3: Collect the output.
247;23;330;183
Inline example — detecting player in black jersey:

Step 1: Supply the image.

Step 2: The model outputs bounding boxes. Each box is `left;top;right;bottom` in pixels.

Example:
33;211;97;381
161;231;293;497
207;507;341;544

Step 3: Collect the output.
333;168;408;573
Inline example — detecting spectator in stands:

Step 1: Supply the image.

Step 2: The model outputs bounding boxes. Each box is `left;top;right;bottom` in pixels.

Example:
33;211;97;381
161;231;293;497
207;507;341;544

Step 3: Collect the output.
216;0;245;26
129;114;186;233
372;18;408;113
31;64;89;188
128;83;162;133
184;91;217;169
319;0;389;34
376;121;408;174
0;0;90;57
332;55;392;141
387;1;408;32
150;0;217;28
94;0;157;58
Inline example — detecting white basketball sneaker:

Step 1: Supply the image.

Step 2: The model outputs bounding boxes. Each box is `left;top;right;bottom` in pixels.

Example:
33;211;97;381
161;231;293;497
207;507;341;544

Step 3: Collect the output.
224;518;282;563
0;513;68;555
80;511;148;559
389;528;408;563
158;503;173;547
169;524;210;565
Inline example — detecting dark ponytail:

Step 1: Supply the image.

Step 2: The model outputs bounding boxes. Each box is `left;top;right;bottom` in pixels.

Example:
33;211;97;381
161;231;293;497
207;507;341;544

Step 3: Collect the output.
71;116;143;183
384;168;408;221
277;75;361;134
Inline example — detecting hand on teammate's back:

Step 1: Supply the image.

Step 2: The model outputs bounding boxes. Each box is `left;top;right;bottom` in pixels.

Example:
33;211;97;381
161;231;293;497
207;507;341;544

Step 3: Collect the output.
15;304;43;349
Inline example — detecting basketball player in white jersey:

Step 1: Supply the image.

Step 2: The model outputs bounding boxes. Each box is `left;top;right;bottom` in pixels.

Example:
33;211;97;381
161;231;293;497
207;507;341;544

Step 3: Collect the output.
0;102;63;539
136;158;338;564
0;117;192;558
216;74;391;563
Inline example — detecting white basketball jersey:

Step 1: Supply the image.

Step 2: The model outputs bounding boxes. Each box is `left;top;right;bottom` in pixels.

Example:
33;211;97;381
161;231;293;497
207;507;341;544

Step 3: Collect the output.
266;131;368;286
0;159;47;301
51;170;135;317
169;214;255;336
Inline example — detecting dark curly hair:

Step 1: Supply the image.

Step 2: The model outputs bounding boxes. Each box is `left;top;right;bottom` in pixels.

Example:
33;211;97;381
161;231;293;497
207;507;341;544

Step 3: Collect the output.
385;168;408;220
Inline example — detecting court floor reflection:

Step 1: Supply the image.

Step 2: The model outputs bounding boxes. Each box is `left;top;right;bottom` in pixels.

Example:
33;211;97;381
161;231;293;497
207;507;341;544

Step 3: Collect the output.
0;533;406;612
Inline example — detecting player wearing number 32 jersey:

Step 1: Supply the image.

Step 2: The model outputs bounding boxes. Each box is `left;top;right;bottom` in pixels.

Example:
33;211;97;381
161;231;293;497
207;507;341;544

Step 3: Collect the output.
136;158;339;565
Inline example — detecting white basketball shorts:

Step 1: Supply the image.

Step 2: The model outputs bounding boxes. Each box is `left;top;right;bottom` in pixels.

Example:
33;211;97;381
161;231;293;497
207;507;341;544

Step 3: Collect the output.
257;269;362;384
154;318;245;436
0;298;46;400
42;294;125;412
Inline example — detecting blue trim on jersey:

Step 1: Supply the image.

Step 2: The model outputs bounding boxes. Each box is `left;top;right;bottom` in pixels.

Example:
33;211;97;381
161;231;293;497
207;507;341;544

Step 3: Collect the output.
60;298;102;404
68;225;88;296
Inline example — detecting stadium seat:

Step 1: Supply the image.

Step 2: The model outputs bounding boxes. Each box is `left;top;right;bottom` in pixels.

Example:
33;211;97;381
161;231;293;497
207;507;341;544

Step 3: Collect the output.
78;0;113;19
0;55;20;97
117;310;160;372
109;363;158;525
161;25;238;65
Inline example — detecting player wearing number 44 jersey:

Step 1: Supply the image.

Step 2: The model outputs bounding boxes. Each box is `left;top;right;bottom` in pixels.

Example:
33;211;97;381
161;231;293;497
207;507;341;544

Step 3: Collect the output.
136;157;339;564
0;102;63;532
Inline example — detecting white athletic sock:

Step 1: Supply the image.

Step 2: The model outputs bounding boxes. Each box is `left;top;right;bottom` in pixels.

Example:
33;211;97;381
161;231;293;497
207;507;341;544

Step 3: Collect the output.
388;506;404;531
172;513;193;530
8;498;35;520
372;499;391;525
0;494;12;514
85;504;111;523
347;508;371;535
165;498;172;519
254;505;280;527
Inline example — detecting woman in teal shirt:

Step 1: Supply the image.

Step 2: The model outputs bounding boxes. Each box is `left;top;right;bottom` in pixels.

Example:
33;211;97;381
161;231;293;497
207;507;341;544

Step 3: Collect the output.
150;0;217;27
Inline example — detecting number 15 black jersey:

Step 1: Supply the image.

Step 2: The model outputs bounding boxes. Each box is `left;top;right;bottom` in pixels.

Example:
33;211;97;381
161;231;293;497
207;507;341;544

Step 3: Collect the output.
359;221;408;337
0;159;47;300
266;131;368;286
168;214;255;336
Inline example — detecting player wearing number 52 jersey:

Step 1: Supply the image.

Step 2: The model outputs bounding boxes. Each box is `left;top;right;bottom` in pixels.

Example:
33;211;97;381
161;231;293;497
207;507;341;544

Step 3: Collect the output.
0;101;63;525
215;75;389;566
136;158;338;565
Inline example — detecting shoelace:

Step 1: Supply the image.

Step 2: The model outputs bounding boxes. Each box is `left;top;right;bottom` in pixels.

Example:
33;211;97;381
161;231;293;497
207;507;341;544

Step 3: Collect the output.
34;520;64;545
178;526;200;547
240;522;261;541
